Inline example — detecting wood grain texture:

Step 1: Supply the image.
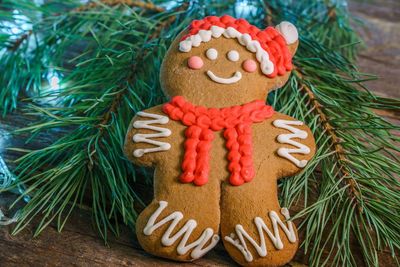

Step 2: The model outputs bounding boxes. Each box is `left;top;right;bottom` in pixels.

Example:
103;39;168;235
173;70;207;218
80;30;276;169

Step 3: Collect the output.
0;1;399;266
350;0;400;99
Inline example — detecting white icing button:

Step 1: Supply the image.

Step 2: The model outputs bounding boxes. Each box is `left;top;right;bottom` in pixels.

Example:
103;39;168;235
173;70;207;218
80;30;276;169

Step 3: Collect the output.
206;48;218;60
227;50;239;62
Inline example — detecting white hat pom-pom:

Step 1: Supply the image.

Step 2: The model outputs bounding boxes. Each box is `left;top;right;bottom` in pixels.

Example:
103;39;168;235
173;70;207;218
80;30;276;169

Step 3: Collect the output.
275;21;298;45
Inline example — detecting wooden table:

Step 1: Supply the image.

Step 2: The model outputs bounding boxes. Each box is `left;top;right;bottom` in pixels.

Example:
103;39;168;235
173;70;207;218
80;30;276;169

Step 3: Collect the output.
1;1;399;266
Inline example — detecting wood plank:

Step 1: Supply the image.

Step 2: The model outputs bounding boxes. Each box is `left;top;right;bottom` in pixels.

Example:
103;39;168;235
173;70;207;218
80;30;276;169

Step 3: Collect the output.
0;193;236;267
350;0;400;99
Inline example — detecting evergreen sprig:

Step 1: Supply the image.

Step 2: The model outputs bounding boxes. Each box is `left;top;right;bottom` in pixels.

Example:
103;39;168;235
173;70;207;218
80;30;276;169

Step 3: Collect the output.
0;0;399;266
266;1;400;266
1;0;194;238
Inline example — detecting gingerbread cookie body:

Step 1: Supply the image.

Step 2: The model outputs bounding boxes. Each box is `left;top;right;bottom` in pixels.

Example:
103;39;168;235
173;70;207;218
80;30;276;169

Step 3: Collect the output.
124;16;316;266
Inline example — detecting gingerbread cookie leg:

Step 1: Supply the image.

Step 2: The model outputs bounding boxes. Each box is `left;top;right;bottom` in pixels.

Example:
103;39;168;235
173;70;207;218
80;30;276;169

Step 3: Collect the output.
135;180;221;262
220;113;315;266
220;176;298;267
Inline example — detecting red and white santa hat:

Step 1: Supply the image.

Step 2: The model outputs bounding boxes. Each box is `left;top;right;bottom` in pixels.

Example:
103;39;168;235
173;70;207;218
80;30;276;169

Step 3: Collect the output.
179;15;298;78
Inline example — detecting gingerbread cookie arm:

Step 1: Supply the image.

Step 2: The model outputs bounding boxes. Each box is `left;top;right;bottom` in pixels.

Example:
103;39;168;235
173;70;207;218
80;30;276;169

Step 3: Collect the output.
124;105;172;167
270;112;316;178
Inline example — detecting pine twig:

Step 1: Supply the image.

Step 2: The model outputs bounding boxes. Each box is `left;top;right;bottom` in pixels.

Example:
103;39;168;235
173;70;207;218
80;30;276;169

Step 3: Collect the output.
325;0;337;21
95;1;188;129
6;0;165;62
73;0;165;13
7;30;32;51
263;4;274;26
295;69;362;213
327;6;337;21
4;0;195;239
89;3;187;169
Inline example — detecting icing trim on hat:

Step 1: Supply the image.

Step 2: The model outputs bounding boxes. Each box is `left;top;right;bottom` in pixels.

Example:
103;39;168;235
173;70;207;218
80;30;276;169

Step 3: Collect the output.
180;26;275;76
178;15;298;78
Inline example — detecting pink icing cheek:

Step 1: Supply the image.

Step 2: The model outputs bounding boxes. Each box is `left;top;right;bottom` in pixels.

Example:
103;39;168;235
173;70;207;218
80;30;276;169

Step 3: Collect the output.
242;59;257;73
187;56;204;70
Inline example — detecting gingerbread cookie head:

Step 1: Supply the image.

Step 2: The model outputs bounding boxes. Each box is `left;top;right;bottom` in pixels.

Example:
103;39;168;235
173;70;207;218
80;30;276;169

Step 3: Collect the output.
161;16;299;107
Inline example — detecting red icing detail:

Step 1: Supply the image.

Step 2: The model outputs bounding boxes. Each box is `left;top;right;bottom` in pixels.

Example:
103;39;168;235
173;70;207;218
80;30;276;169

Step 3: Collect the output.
226;22;237;29
191;20;202;28
206;16;219;23
236;25;247;33
220;15;235;24
200;22;210;30
163;96;275;186
213;21;225;28
180;16;294;78
237;18;250;27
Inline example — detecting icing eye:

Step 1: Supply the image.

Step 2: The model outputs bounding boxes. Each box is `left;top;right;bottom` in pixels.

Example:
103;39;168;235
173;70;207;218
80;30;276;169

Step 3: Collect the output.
227;50;239;62
187;56;204;70
242;59;257;73
206;48;218;60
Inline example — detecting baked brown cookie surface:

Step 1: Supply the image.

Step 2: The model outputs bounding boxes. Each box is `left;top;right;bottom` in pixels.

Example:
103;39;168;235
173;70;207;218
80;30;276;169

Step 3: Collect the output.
124;15;316;266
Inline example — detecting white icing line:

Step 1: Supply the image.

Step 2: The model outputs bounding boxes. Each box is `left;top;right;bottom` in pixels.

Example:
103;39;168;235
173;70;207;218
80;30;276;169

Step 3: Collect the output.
132;112;171;157
143;201;220;259
179;26;274;75
273;119;311;168
224;208;297;262
206;70;242;84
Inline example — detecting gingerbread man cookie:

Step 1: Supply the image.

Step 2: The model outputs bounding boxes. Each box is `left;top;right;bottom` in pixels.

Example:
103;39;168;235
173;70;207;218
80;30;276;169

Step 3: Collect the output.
124;16;316;266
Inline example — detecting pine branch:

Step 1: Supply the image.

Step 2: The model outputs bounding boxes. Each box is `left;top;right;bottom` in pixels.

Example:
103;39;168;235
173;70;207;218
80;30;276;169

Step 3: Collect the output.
3;0;195;240
264;1;400;266
73;0;165;13
7;30;32;51
327;6;337;21
295;70;362;212
6;0;165;53
92;2;187;129
0;0;167;115
88;3;187;170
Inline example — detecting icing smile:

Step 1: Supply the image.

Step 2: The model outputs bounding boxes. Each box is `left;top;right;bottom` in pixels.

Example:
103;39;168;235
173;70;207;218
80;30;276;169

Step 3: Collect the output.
206;70;242;84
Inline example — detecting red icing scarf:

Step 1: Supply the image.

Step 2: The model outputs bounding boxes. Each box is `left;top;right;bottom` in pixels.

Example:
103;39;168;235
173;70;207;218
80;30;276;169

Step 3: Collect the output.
163;96;274;186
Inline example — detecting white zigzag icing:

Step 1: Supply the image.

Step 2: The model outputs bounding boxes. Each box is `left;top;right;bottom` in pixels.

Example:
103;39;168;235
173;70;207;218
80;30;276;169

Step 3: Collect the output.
143;201;220;259
224;208;297;262
273;119;311;168
132;112;171;157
